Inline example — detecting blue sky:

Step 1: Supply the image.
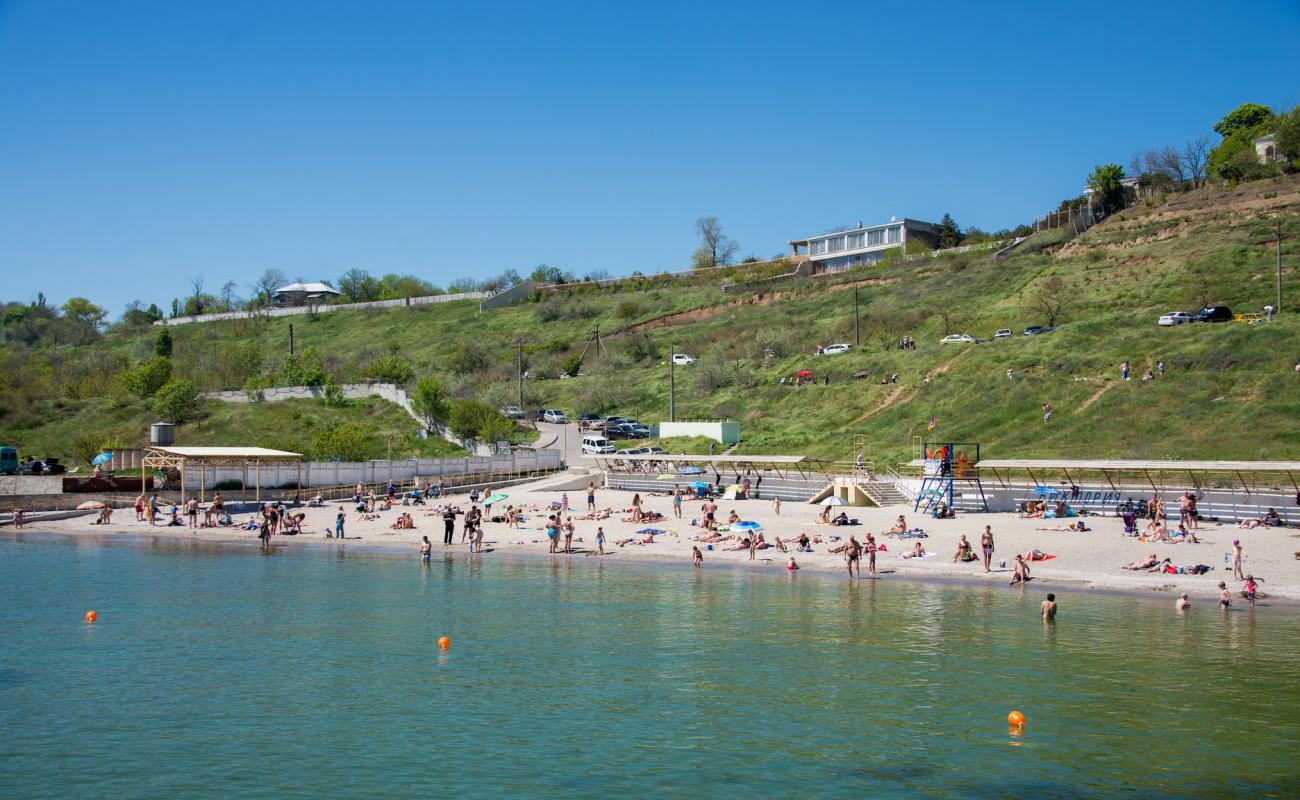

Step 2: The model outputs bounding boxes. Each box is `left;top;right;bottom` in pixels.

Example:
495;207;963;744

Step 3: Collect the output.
1;0;1298;315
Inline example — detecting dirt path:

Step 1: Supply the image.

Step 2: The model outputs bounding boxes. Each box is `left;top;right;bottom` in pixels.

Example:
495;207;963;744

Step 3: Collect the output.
849;350;969;424
1077;380;1116;412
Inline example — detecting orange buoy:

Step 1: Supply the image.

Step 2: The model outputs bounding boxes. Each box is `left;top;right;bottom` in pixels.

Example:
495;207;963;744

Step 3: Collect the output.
85;610;98;624
1008;710;1025;728
437;636;450;651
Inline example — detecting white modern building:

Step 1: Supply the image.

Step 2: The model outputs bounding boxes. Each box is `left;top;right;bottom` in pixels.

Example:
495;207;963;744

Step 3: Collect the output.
788;219;938;274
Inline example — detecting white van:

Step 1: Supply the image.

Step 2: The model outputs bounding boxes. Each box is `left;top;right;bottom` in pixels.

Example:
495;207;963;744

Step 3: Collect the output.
581;435;615;454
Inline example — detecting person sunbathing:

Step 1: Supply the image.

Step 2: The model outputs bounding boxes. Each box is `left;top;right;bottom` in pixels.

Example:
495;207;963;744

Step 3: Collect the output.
1142;557;1173;573
1169;523;1200;543
697;531;724;543
1140;520;1169;542
723;537;751;551
890;515;907;534
1036;520;1089;532
830;512;850;526
1240;509;1282;529
1024;549;1052;562
727;510;741;525
953;535;977;562
818;506;832;523
307;494;325;507
1123;554;1159;570
902;542;927;559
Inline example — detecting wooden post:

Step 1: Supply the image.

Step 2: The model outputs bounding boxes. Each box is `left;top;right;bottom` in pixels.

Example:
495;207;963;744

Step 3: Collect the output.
255;460;261;504
180;461;186;506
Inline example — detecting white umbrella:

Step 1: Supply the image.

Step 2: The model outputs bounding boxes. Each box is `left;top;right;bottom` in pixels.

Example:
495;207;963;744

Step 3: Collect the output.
820;496;848;506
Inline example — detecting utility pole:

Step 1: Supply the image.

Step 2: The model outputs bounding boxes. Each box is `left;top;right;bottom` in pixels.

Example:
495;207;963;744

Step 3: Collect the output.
1278;220;1284;315
288;323;295;356
517;340;524;408
669;342;676;422
853;288;860;346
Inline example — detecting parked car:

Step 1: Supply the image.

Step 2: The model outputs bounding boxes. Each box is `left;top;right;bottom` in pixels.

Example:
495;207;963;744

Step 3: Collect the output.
1023;325;1054;336
940;334;976;344
614;447;642;456
671;354;696;365
820;343;852;355
604;416;630;428
1158;311;1194;326
993;329;1013;340
625;424;650;438
500;405;524;419
526;409;548;421
1193;305;1233;323
580;435;615;454
645;446;667;455
542;409;568;424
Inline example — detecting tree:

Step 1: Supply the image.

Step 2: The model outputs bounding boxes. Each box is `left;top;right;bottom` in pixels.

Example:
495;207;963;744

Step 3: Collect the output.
61;297;106;329
122;301;163;327
219;280;241;311
71;431;111;467
1181;136;1211;187
692;217;740;270
155;328;173;357
1033;276;1068;328
937;214;962;249
337;268;380;302
311;422;373;461
1086;164;1127;213
447;398;511;442
187;275;206;316
123;356;173;398
1275;106;1300;160
278;346;327;387
1213;103;1274;138
527;264;571;285
251;268;288;308
152;379;201;422
410;375;450;428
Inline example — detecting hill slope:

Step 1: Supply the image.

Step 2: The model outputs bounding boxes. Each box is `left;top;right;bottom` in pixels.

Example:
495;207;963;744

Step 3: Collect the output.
3;175;1298;468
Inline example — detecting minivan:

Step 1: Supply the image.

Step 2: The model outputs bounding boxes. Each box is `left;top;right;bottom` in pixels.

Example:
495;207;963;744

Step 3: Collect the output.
0;446;17;475
580;435;615;454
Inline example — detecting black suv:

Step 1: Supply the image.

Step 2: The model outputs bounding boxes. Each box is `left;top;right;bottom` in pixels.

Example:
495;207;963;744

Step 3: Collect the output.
1193;306;1233;323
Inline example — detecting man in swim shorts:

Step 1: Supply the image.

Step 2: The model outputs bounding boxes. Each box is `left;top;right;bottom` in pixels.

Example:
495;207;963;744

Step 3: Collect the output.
844;536;861;579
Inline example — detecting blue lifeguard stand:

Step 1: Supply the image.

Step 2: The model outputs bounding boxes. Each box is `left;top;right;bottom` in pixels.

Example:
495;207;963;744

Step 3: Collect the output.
914;441;989;514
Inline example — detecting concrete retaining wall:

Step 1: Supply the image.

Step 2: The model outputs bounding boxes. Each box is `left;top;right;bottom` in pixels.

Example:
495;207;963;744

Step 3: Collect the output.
656;421;740;445
0;475;66;496
156;290;489;327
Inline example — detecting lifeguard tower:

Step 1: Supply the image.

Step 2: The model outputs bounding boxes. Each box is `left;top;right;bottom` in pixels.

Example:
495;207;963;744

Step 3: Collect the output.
913;441;989;514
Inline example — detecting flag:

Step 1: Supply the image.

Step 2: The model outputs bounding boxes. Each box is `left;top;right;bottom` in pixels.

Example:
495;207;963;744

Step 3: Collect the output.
927;416;937;431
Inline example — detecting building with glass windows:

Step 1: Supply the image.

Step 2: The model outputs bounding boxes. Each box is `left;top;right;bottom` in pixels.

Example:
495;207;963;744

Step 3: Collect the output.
788;219;938;274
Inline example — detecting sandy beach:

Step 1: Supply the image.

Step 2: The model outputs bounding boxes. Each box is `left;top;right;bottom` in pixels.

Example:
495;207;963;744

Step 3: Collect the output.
26;478;1300;602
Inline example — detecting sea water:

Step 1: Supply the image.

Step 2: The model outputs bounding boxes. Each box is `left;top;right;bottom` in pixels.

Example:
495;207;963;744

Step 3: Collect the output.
1;532;1298;799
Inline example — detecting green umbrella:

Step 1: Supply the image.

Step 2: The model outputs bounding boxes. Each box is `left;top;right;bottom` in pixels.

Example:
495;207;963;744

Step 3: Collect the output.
484;492;509;506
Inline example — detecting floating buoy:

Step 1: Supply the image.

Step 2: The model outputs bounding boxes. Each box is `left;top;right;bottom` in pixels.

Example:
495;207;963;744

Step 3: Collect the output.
1008;710;1025;728
85;610;98;624
437;636;450;651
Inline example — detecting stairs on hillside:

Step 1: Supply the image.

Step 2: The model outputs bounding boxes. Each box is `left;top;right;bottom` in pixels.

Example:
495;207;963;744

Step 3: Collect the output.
860;480;908;506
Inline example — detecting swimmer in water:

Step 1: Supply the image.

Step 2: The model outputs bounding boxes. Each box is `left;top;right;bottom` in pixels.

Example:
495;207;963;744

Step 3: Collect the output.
1041;592;1057;621
1176;593;1190;611
787;556;799;572
419;536;432;562
1218;582;1231;609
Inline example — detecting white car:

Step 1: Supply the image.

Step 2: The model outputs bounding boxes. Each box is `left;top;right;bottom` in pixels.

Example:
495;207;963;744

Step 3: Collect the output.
940;334;976;344
671;354;696;365
993;329;1013;340
820;343;852;355
500;405;524;419
542;409;568;424
1158;311;1193;326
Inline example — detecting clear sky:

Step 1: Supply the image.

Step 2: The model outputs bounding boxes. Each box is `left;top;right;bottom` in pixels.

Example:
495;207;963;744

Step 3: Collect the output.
1;0;1298;316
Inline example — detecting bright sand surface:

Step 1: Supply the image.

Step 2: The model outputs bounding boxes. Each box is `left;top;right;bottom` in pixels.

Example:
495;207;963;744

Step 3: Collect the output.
33;479;1300;601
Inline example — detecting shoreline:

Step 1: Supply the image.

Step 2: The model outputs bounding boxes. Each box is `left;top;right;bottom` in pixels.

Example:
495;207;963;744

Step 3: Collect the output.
14;478;1300;605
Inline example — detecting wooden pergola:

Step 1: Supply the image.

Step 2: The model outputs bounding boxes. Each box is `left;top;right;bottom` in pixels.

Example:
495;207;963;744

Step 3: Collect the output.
141;446;303;505
588;453;831;481
905;457;1300;495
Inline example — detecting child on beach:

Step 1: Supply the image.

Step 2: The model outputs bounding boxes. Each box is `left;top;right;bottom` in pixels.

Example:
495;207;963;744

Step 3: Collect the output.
1232;540;1244;580
1218;582;1231;609
787;556;799;572
419;536;431;562
596;526;605;555
866;534;877;575
1010;555;1030;585
692;546;703;568
1243;575;1260;606
473;525;485;554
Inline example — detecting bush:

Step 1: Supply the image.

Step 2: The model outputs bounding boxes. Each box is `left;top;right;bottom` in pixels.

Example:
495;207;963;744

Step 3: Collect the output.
410;374;450;427
279;347;327;387
153;379;201;422
362;353;415;384
536;303;562;323
310;422;374;461
561;354;583;377
616;301;640;320
122;356;173;398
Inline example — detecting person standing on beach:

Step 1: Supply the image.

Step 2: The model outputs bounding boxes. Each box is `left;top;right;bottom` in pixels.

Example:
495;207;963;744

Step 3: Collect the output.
420;536;432;562
1041;593;1057;620
865;533;877;575
335;507;346;540
473;525;485;554
587;482;596;511
461;506;478;544
562;517;574;553
596;525;605;555
442;506;456;546
546;516;558;554
1232;539;1244;580
148;494;160;526
1219;582;1231;609
980;526;995;573
672;484;683;518
185;497;199;529
134;494;145;522
258;518;271;548
692;545;703;568
844;536;861;579
772;496;781;516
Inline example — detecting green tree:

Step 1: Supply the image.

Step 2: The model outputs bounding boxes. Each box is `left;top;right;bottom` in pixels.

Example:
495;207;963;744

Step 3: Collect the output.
155;328;173;357
376;273;440;300
279;346;327;387
446;398;513;443
361;353;415;384
1086;164;1127;213
122;356;173;398
152;379;201;422
937;214;962;249
692;216;740;270
310;422;373;461
410;375;450;428
1275;106;1300;160
1213;102;1274;138
337;268;380;302
71;430;111;467
61;297;106;330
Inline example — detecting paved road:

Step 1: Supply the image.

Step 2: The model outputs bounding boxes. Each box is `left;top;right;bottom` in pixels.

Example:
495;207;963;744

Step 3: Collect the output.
533;421;588;468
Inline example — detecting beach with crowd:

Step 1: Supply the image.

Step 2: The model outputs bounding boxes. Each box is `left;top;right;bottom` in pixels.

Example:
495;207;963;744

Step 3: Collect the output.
30;476;1300;605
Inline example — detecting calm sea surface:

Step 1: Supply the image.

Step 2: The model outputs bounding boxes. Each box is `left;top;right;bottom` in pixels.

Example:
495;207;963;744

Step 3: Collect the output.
2;532;1298;799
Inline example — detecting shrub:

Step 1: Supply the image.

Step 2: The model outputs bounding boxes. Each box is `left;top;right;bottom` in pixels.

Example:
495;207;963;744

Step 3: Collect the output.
310;422;373;461
279;347;327;387
536;303;562;323
447;398;514;443
122;356;173;398
410;375;450;427
561;354;583;377
362;353;415;384
616;301;640;320
152;379;201;422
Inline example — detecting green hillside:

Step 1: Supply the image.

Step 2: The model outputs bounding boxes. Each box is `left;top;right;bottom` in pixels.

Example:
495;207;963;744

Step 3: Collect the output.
3;175;1298;468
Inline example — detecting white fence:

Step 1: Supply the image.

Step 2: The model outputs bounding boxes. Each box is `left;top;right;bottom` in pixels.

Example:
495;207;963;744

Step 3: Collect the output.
156;290;490;327
181;450;563;492
205;382;410;407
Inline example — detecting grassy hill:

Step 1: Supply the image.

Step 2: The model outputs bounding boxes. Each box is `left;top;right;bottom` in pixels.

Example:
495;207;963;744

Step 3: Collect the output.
3;175;1298;469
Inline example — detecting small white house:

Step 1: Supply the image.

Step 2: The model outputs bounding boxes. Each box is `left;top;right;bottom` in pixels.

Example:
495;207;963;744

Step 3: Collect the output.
1254;134;1283;164
272;282;341;307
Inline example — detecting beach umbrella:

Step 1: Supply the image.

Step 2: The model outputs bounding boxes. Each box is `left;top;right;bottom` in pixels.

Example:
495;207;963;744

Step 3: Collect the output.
484;492;509;506
77;501;106;510
731;520;762;532
820;496;848;506
636;528;665;535
91;452;112;466
679;466;705;475
688;480;709;489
